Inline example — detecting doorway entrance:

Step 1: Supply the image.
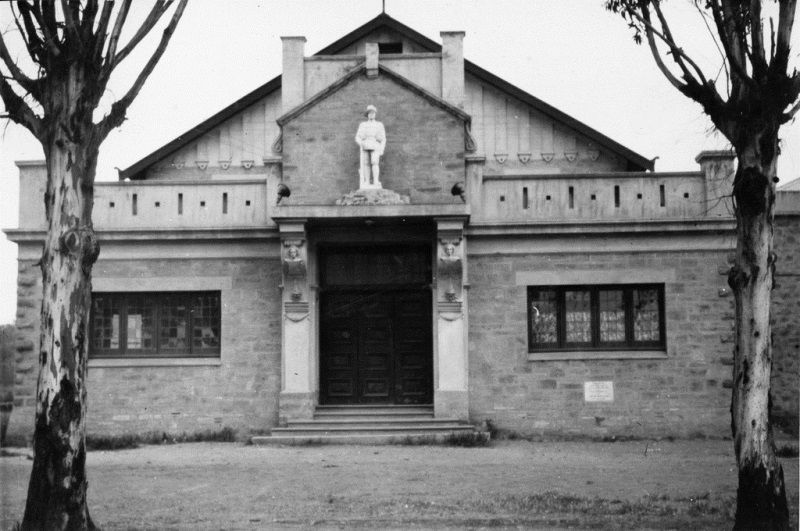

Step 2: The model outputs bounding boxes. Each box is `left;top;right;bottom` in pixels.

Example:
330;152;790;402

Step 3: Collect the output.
319;246;432;405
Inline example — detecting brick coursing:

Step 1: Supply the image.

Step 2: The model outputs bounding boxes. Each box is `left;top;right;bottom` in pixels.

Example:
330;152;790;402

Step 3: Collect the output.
467;250;735;438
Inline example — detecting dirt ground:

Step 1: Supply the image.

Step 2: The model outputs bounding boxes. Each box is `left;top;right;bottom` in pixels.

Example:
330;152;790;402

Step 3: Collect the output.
1;439;798;530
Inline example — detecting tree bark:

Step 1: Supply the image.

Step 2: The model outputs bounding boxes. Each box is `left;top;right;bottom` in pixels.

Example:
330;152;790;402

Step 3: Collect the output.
728;134;790;531
21;69;100;530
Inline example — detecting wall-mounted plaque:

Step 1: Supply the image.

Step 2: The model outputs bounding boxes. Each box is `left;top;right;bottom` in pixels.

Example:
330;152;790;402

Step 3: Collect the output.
584;381;614;402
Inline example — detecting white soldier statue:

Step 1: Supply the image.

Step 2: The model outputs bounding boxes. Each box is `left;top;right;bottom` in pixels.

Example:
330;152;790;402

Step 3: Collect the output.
355;104;386;189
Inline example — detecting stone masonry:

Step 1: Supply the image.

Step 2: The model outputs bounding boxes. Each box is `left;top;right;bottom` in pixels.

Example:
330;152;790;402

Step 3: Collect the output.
467;249;734;438
281;73;465;205
772;214;800;432
8;256;283;442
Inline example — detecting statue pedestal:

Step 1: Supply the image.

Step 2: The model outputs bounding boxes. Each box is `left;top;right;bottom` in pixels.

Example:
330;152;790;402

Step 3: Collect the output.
336;188;410;206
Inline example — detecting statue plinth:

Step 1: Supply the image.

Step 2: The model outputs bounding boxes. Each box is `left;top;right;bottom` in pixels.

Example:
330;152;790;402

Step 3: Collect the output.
336;188;410;206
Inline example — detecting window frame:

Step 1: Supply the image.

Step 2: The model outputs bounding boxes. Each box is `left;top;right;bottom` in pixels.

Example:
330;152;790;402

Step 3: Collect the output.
527;284;665;352
90;291;221;359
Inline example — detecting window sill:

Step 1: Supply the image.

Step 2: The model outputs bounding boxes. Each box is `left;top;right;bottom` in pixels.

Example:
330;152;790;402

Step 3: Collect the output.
89;357;221;368
528;350;667;361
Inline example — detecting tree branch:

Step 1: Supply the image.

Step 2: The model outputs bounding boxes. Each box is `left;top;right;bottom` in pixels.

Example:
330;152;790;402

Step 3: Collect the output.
641;14;686;92
59;0;82;48
749;0;767;77
784;99;800;122
695;2;730;95
105;0;133;62
16;1;48;64
709;0;753;92
771;0;796;76
0;27;39;98
94;0;187;144
27;0;62;58
0;73;42;139
10;3;37;66
111;0;171;67
92;0;115;64
650;1;711;88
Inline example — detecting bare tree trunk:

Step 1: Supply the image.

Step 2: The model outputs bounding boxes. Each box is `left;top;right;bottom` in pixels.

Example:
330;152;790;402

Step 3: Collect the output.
728;135;790;531
21;131;99;529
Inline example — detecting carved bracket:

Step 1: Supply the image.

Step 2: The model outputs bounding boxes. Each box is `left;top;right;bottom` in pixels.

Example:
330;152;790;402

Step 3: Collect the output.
285;301;309;322
271;131;283;153
196;160;209;171
541;152;554;163
464;123;477;153
219;160;231;170
282;240;307;302
587;149;600;161
438;301;463;320
564;151;578;163
438;239;463;303
518;152;531;164
241;159;255;170
494;153;508;165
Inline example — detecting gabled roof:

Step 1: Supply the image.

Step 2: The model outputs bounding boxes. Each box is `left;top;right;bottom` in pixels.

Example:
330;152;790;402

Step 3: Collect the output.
778;177;800;191
276;63;470;126
121;13;653;179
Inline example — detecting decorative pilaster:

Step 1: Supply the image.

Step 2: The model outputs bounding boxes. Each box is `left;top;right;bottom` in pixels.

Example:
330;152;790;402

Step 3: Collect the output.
278;220;315;422
434;218;469;420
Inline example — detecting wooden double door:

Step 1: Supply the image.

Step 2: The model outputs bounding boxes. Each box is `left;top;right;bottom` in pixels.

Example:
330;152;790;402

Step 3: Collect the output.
320;289;432;405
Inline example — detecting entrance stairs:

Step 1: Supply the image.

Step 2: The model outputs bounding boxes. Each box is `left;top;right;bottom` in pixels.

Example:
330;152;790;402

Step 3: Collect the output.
251;405;483;445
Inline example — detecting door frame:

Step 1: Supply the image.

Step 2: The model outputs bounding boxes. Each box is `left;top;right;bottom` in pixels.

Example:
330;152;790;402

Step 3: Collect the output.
317;243;433;405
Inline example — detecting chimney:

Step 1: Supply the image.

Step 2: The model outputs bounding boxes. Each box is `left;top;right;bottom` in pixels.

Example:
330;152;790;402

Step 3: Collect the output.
440;31;465;108
696;150;736;216
281;36;306;112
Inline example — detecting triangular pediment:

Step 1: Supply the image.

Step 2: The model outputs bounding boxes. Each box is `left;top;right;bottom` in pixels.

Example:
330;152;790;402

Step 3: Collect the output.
277;63;470;127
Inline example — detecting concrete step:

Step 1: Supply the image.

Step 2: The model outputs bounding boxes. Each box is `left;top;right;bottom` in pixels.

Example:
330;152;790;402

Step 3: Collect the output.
314;405;434;417
271;424;474;436
314;413;435;421
314;410;433;419
251;430;488;446
289;418;461;428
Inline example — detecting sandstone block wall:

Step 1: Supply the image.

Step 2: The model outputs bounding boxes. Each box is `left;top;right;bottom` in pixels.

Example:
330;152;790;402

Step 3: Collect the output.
282;73;465;205
772;214;799;432
8;256;282;442
467;249;735;438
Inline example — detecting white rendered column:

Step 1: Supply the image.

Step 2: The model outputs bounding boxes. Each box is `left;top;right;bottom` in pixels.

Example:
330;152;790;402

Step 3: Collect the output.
434;218;469;420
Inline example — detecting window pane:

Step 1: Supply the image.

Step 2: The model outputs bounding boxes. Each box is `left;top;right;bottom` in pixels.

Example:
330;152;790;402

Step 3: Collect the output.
599;289;625;343
159;295;188;350
127;295;154;350
92;295;119;350
565;290;591;343
634;288;660;341
530;289;557;345
192;294;220;349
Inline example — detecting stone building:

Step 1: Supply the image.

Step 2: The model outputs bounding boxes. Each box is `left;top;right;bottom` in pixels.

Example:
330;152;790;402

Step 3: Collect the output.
5;14;798;442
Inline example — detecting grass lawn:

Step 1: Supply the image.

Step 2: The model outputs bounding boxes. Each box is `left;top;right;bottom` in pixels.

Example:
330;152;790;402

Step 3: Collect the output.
1;439;798;529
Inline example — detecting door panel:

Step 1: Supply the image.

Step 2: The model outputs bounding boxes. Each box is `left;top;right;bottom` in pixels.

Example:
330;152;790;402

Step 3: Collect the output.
320;290;431;405
393;292;432;404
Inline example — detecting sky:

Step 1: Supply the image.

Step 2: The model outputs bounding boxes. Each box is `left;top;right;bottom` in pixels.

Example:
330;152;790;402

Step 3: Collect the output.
0;0;798;325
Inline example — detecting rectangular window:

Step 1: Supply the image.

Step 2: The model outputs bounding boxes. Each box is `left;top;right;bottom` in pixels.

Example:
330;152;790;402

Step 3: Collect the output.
91;292;221;358
528;284;664;351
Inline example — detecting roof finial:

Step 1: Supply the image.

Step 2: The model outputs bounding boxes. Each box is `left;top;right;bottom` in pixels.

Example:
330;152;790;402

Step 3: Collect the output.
382;0;386;14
